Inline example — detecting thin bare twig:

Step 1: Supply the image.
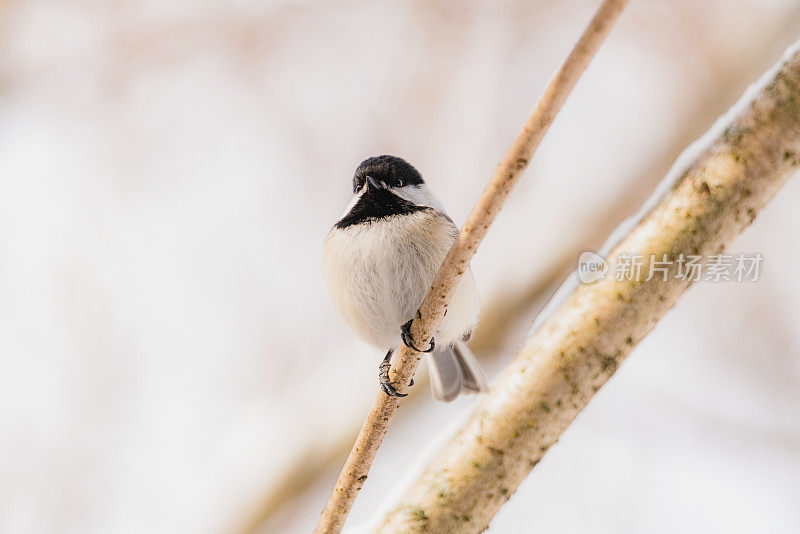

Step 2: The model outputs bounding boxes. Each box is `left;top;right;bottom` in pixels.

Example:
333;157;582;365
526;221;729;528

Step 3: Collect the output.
234;12;800;533
314;1;630;532
379;40;800;532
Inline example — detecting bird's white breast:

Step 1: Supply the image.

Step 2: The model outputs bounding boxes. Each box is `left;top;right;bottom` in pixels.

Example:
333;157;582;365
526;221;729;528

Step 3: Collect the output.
323;210;479;351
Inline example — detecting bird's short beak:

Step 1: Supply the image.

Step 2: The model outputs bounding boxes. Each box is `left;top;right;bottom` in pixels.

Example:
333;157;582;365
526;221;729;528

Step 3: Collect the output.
366;176;384;190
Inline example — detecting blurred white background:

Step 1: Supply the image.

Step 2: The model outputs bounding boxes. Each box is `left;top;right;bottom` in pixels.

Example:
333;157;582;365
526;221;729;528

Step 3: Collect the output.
0;1;799;533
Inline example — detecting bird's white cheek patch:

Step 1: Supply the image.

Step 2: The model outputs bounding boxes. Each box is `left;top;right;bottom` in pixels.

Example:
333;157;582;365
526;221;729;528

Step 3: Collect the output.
340;190;366;218
393;185;447;213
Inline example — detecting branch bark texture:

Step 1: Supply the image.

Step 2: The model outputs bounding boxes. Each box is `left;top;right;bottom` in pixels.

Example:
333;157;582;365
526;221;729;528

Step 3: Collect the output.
314;1;630;532
378;43;800;533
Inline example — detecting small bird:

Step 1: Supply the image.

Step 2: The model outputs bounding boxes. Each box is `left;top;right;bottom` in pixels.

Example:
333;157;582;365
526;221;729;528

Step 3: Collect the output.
323;155;489;401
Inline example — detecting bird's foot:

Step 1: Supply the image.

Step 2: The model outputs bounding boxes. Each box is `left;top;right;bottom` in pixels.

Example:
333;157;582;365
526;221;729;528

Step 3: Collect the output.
401;320;435;353
379;350;408;397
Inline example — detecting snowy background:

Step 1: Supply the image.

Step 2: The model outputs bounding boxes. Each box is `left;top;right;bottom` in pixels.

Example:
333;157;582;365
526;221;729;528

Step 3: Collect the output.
0;1;799;533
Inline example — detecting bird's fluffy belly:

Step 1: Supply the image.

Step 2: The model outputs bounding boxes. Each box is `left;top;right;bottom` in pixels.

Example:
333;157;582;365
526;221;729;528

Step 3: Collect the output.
323;210;479;351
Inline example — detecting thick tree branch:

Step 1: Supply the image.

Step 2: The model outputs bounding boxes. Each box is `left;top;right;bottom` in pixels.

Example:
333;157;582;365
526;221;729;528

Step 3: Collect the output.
313;1;630;532
378;41;800;533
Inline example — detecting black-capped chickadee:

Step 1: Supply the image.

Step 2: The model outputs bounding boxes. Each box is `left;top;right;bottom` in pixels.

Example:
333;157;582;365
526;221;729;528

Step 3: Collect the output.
323;155;489;401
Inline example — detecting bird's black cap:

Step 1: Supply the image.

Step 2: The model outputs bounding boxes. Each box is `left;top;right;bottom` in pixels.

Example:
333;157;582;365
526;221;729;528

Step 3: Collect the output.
352;155;424;193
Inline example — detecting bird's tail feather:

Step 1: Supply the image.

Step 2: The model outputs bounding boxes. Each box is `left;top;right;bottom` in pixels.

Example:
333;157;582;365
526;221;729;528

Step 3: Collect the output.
428;340;489;402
